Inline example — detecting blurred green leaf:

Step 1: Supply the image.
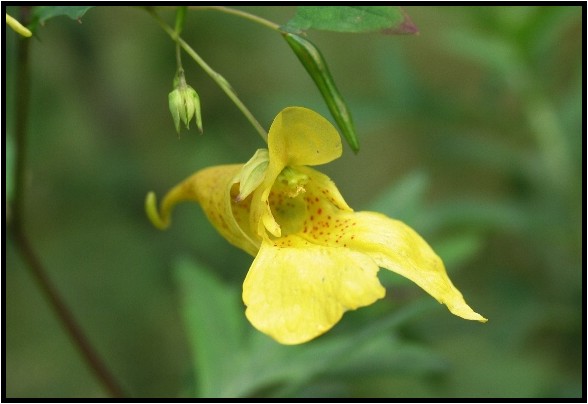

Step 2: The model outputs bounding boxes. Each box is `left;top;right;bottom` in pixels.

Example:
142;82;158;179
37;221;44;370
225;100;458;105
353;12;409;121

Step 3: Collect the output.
416;200;528;235
366;170;429;222
286;6;417;34
174;258;245;397
436;336;555;398
441;28;525;89
222;299;434;397
326;335;448;378
224;330;360;397
6;133;15;205
434;132;535;178
32;6;94;26
433;233;484;271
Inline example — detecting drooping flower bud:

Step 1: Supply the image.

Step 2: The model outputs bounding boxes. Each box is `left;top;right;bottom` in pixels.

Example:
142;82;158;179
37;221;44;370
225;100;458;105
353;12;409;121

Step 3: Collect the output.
168;69;202;134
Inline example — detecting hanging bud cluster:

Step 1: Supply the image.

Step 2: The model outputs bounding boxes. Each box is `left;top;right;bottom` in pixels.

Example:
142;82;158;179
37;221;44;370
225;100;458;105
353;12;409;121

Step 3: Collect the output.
168;69;202;134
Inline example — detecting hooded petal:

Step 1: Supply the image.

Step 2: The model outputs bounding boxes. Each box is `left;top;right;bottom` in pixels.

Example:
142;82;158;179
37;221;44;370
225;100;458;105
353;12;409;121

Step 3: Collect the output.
342;212;487;322
155;165;260;256
251;107;343;240
268;106;342;168
243;236;385;344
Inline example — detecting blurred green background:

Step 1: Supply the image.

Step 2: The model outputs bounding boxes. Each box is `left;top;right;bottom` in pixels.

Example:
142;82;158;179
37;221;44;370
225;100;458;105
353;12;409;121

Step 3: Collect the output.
5;6;583;398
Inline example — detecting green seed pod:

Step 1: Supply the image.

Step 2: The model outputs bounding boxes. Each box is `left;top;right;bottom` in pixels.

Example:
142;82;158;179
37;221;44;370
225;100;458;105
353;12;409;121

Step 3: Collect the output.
283;32;360;153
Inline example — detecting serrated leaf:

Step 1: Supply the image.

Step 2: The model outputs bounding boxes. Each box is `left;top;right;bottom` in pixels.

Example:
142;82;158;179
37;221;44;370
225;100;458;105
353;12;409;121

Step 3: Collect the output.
32;6;94;25
286;6;417;35
174;257;245;397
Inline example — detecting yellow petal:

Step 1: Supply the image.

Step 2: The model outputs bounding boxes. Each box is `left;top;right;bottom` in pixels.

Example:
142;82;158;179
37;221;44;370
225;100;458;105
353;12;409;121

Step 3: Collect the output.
154;165;260;256
280;166;355;244
243;236;385;345
250;107;344;240
268;106;343;168
296;166;352;211
343;212;487;322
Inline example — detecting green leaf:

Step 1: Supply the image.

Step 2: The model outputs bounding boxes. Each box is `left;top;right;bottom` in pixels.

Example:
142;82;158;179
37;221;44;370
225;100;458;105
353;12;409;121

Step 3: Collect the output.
174;257;245;397
286;6;418;34
32;6;94;26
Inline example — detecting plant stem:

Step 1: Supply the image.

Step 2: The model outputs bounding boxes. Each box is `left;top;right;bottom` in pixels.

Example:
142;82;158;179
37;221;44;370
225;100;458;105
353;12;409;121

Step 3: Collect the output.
149;9;268;143
174;6;186;71
10;7;125;398
190;6;281;32
11;14;31;228
12;232;126;398
175;42;182;71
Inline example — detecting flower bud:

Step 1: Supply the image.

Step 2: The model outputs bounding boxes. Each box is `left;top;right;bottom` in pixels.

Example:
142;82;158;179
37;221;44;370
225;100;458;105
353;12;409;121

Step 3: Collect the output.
168;71;203;134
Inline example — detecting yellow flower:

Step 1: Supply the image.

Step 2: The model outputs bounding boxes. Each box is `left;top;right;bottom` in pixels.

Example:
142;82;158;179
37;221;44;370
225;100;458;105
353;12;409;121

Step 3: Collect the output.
147;107;487;345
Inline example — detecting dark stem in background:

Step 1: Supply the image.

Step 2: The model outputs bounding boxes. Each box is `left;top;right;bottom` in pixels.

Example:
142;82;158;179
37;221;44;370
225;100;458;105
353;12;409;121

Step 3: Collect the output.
10;6;125;398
